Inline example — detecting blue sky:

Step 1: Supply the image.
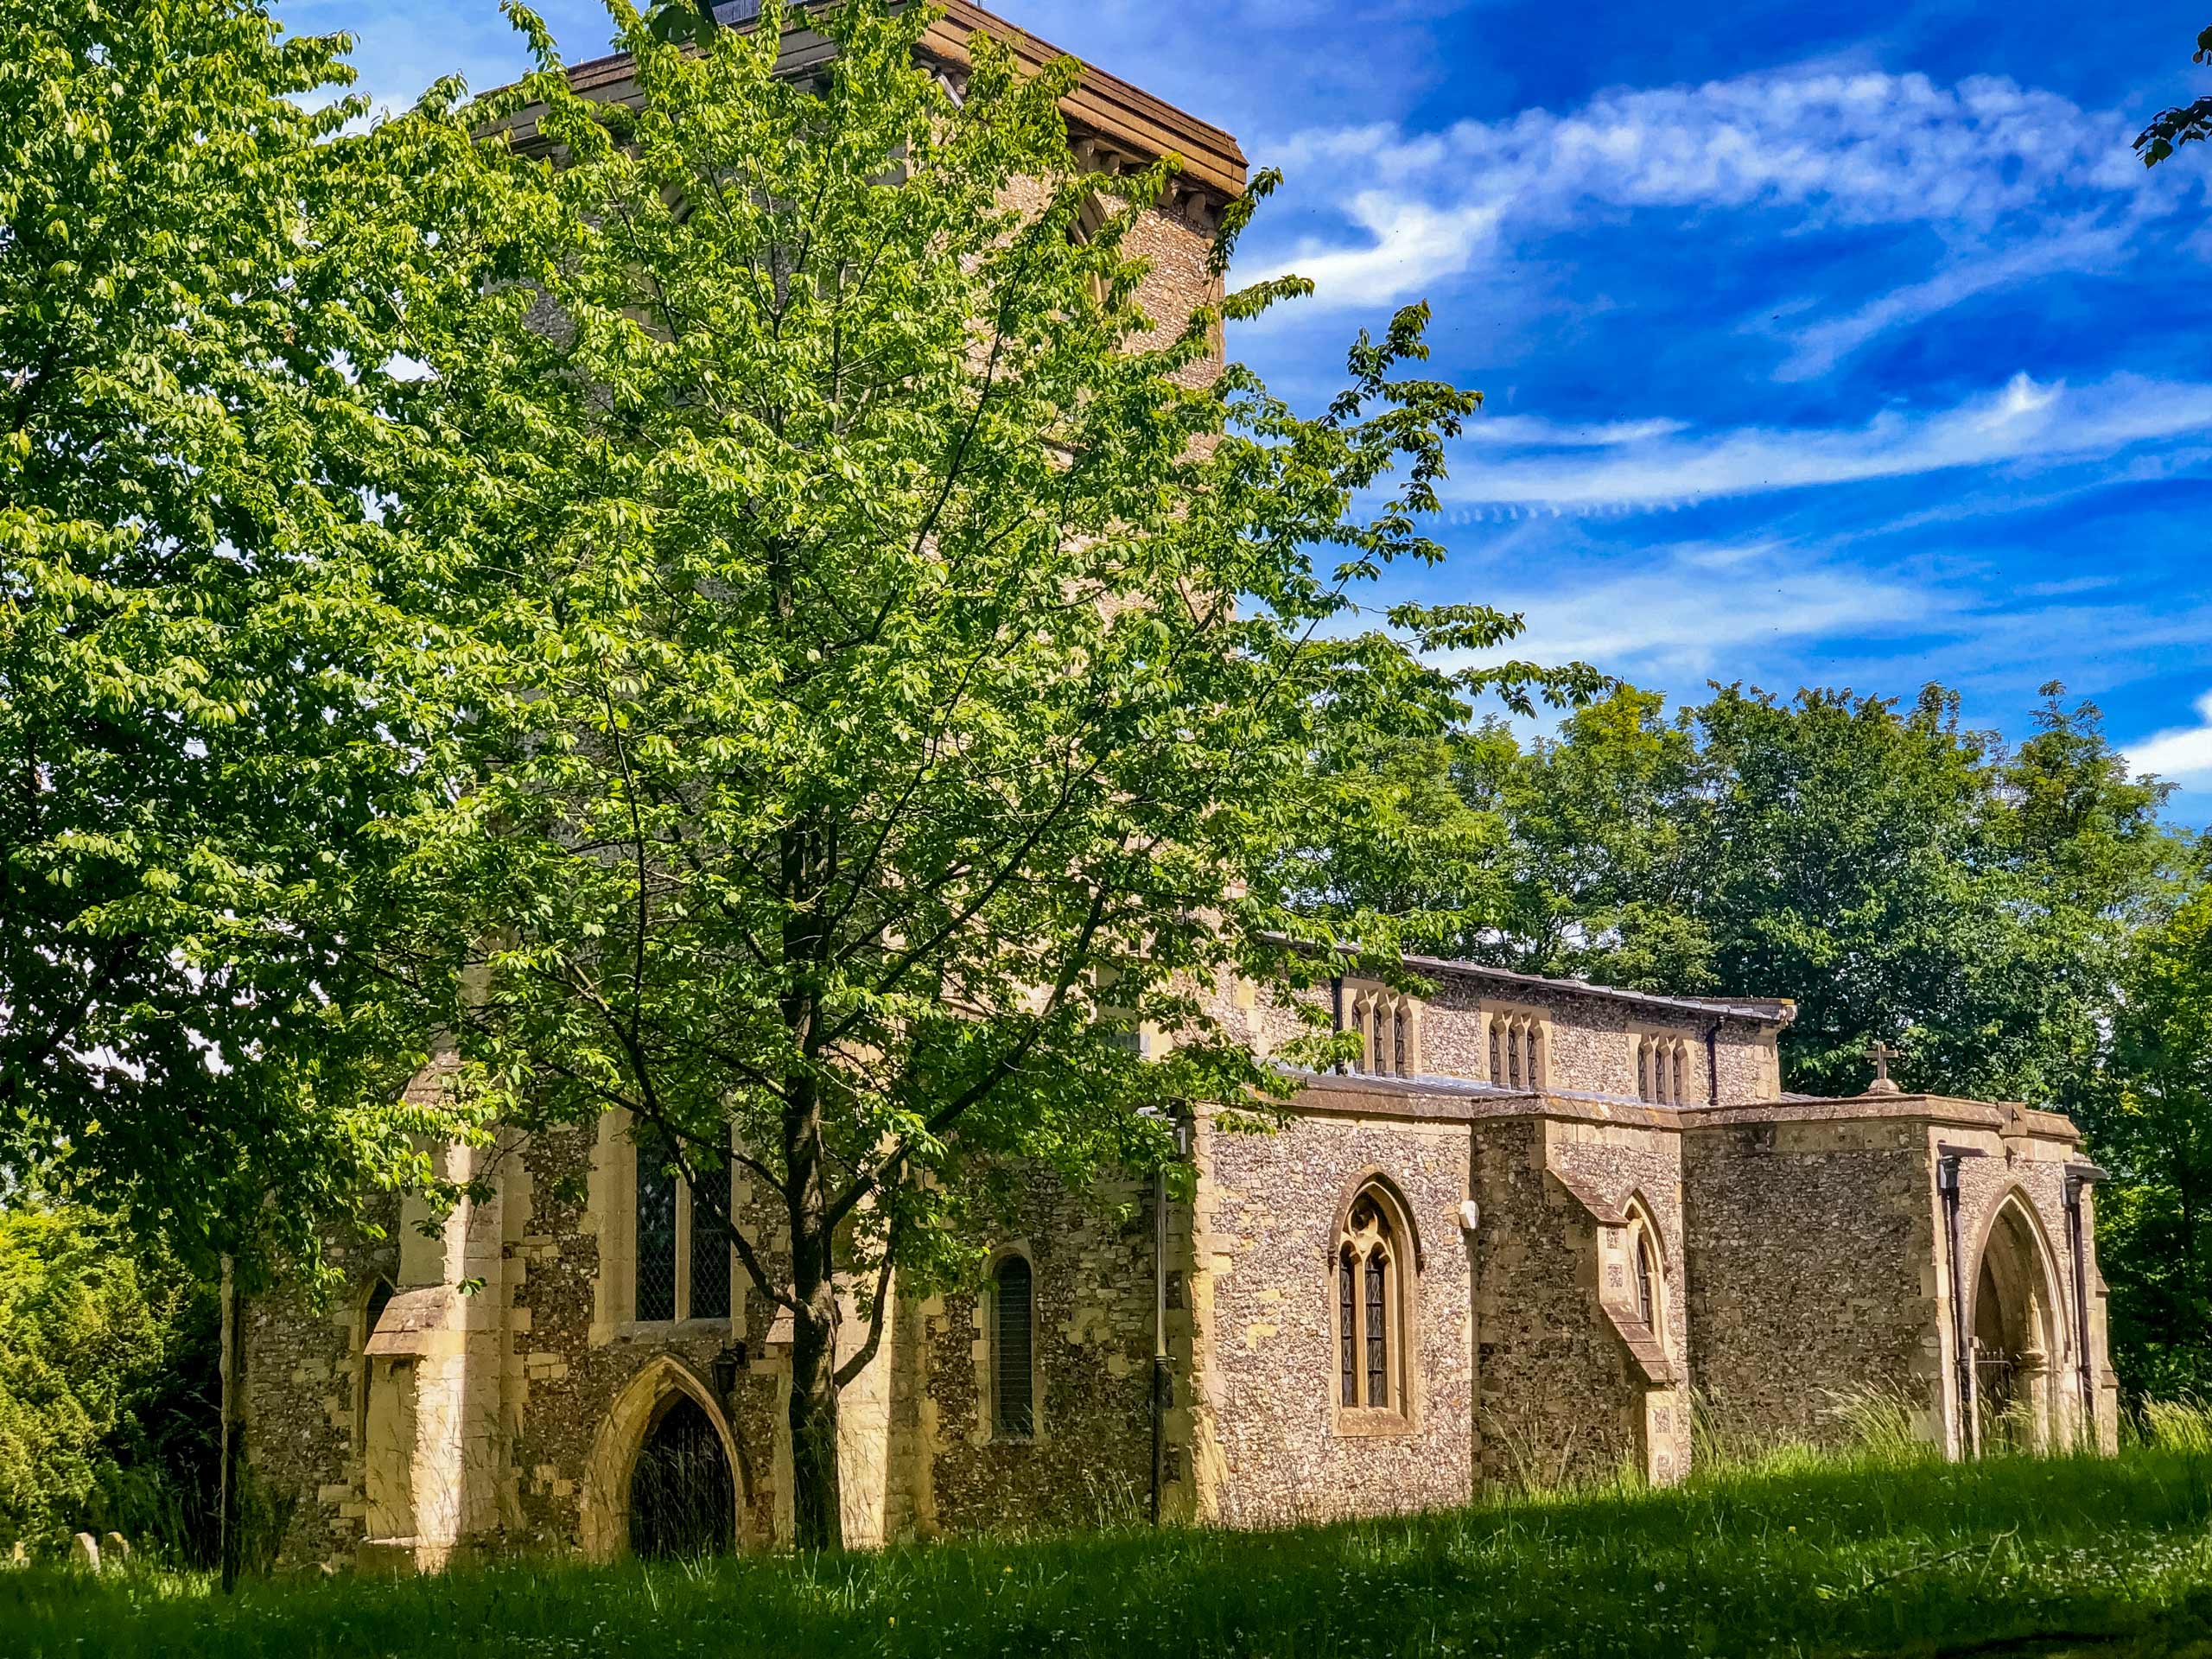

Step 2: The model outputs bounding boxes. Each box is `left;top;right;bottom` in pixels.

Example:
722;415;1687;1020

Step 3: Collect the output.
308;0;2212;817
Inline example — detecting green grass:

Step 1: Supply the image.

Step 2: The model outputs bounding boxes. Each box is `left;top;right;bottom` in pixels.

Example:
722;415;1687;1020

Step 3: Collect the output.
12;1446;2212;1658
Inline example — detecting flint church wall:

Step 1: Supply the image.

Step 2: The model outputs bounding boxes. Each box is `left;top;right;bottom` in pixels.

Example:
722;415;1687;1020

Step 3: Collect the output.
1191;1089;1477;1529
1681;1113;1941;1449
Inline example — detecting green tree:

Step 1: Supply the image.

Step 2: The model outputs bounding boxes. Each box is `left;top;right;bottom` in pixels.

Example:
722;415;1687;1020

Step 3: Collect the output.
0;0;479;1271
2099;876;2212;1398
0;1204;217;1557
373;0;1573;1548
1353;682;2177;1103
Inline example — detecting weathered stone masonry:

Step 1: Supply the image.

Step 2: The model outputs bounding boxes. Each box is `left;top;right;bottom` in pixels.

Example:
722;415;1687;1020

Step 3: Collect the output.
241;5;2120;1572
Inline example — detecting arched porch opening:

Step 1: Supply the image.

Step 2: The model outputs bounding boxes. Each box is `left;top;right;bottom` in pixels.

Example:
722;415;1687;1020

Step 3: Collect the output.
1969;1195;2064;1454
581;1357;748;1563
629;1394;735;1560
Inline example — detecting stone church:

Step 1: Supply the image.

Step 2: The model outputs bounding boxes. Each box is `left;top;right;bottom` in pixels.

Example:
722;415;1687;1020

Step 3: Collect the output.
242;4;2120;1573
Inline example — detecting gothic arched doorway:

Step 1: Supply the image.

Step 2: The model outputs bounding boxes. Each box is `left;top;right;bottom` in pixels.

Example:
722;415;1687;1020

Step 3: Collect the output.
1970;1198;2062;1453
627;1394;736;1560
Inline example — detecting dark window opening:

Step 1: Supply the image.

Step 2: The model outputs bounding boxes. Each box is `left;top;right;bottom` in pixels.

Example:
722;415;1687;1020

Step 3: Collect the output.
636;1143;679;1323
993;1255;1035;1439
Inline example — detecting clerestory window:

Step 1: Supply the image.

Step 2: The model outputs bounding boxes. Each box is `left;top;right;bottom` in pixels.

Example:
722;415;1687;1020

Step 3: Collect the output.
1635;1034;1694;1105
1486;1009;1547;1092
1343;985;1423;1079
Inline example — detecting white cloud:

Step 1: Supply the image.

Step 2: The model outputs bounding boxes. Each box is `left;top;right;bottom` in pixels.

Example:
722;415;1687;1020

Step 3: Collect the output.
1268;195;1506;309
1249;64;2177;346
2128;692;2212;785
1443;372;2212;510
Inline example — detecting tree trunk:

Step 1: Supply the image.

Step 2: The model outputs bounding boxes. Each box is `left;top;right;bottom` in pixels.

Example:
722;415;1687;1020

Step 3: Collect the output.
786;1280;844;1552
784;1071;845;1551
219;1254;247;1592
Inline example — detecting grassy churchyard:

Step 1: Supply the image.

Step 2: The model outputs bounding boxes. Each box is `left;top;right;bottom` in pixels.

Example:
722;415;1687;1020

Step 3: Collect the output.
13;1434;2212;1659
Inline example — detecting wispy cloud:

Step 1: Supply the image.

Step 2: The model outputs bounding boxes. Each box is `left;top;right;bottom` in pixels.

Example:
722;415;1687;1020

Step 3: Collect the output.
1444;372;2212;510
1464;538;1938;678
1769;219;2134;381
1249;63;2181;365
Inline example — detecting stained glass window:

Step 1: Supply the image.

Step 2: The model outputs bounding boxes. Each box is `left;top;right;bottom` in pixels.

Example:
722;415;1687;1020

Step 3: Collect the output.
1635;1231;1657;1330
636;1142;678;1323
994;1256;1034;1439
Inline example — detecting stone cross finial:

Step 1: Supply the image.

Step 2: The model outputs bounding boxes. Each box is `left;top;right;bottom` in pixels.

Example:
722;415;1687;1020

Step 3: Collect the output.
1866;1040;1903;1096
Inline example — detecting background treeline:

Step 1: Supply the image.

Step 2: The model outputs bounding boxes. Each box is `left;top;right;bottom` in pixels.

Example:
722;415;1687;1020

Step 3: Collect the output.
1319;677;2210;1399
0;1204;219;1560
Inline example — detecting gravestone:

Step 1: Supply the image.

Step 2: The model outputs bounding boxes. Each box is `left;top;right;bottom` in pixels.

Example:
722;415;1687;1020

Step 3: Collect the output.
69;1533;99;1572
103;1532;130;1564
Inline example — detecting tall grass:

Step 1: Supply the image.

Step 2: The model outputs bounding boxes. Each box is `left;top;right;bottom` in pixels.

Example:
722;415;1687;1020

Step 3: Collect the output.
10;1438;2212;1658
2142;1397;2212;1454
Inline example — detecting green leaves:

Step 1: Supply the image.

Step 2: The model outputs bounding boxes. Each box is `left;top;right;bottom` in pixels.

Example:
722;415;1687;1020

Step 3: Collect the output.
345;3;1556;1527
2134;24;2212;166
1319;681;2185;1106
0;0;487;1277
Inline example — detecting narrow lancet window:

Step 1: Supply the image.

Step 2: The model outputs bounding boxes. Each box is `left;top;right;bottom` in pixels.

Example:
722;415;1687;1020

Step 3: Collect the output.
1364;1249;1389;1407
635;1142;679;1324
1338;1247;1358;1407
1334;1187;1413;1421
994;1255;1035;1439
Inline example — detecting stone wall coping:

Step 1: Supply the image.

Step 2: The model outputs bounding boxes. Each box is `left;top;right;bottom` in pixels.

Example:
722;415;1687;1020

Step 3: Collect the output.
1273;1072;1681;1131
1260;1074;2085;1148
1680;1094;2082;1146
1397;953;1796;1030
499;2;1250;206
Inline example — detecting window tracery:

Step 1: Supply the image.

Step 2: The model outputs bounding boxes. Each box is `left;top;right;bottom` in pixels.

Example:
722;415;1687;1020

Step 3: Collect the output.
1485;1009;1547;1091
1342;985;1423;1079
1333;1185;1414;1421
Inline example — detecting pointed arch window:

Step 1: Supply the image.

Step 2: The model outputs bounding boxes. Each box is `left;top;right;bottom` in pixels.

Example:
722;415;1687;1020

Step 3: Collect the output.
1486;1009;1547;1091
1623;1204;1669;1347
1333;1185;1415;1426
1343;985;1423;1079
